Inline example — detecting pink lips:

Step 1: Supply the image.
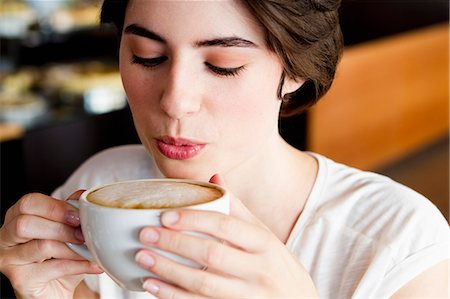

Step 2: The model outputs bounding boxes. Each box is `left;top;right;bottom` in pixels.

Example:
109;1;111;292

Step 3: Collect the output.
156;136;206;160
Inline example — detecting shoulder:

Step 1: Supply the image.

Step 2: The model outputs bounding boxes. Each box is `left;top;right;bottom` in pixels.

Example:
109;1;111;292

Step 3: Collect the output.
294;153;448;297
311;153;448;243
307;153;448;293
52;145;161;199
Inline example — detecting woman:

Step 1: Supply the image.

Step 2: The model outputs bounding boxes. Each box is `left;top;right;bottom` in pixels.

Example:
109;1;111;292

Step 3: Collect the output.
1;0;448;298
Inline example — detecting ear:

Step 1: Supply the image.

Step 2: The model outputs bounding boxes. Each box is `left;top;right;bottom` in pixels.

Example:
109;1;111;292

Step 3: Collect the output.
281;76;305;98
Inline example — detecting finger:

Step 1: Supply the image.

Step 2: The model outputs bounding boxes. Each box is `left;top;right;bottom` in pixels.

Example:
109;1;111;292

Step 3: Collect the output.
12;258;103;284
160;209;272;253
142;278;206;299
2;239;88;265
208;173;223;185
136;250;247;298
39;259;103;281
209;174;264;227
139;227;257;278
0;214;84;247
4;193;81;229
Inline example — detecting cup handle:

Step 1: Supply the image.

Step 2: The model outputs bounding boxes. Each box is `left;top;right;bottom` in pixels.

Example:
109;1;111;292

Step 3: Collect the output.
66;242;94;261
65;199;94;262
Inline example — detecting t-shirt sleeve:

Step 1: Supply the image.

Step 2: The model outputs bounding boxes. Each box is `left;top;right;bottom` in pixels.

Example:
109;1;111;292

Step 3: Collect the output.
291;155;449;299
379;240;448;297
372;185;449;297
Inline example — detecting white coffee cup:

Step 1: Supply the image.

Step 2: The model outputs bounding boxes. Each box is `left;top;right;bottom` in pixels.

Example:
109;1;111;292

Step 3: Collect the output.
67;179;229;291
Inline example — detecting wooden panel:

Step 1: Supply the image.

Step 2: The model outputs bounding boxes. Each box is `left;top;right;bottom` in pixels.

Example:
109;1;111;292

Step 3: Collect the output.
308;23;449;170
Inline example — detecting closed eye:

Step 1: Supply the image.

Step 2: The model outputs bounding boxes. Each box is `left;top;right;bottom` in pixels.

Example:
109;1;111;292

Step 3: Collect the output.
131;55;244;77
131;55;167;68
205;62;245;77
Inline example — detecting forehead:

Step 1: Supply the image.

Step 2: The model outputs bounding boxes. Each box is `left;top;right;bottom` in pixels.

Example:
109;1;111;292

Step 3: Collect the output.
124;0;266;47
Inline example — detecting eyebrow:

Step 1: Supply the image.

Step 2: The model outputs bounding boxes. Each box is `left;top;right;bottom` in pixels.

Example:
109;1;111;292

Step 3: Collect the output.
195;37;258;48
124;24;165;42
124;24;259;49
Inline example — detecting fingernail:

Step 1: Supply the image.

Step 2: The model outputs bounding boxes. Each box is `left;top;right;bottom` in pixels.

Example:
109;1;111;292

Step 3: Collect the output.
141;228;159;244
143;280;160;294
91;263;104;272
65;210;80;226
161;211;179;226
136;251;155;268
74;227;84;242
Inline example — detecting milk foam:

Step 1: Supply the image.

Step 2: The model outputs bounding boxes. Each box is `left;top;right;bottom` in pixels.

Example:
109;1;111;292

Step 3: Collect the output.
87;181;222;209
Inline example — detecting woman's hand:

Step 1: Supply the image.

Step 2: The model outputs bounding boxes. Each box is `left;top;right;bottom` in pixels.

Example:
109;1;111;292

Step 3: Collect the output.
0;191;103;299
135;175;318;298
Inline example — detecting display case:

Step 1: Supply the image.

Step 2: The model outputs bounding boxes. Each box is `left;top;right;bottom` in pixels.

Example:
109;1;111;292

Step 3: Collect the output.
0;0;126;127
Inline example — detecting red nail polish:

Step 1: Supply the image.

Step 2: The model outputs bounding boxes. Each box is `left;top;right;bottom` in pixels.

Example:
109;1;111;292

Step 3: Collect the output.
74;227;84;242
65;210;80;226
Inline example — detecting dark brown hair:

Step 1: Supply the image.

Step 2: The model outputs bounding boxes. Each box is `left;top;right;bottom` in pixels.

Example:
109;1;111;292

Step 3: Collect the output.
100;0;343;116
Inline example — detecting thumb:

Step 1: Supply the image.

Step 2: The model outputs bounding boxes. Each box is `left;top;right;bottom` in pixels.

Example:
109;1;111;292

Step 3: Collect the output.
209;174;262;226
208;173;224;186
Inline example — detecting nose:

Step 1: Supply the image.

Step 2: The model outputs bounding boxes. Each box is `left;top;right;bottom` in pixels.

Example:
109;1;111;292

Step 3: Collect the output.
159;61;201;120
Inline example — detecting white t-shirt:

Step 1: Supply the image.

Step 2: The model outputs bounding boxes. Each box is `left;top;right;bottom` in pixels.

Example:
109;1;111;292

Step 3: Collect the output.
53;145;449;299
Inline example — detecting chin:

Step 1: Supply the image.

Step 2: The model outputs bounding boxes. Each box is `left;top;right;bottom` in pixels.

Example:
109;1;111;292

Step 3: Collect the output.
155;160;215;182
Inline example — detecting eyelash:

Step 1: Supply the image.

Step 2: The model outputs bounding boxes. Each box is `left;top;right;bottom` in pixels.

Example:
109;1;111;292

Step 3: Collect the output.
131;55;245;77
131;55;167;68
204;62;245;77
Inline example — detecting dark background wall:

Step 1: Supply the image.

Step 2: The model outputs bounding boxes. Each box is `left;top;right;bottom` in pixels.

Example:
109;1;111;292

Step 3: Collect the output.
339;0;449;46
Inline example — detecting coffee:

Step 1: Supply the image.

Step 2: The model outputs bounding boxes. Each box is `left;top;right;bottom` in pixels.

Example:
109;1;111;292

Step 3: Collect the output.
87;180;223;209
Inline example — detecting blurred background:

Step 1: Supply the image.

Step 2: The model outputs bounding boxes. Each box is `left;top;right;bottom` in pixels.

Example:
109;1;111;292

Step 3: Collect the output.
0;0;449;297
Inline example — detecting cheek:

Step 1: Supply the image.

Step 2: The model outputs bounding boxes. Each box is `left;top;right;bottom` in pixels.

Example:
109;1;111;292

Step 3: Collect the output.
119;60;160;116
120;58;143;106
119;44;154;106
223;68;281;123
119;49;138;103
210;68;282;145
119;56;163;142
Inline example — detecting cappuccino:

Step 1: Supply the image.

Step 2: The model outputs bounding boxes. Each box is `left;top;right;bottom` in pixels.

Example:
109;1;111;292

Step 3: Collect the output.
87;180;223;209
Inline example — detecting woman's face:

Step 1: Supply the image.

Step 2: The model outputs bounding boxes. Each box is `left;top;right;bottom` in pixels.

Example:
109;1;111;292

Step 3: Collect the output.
120;0;288;180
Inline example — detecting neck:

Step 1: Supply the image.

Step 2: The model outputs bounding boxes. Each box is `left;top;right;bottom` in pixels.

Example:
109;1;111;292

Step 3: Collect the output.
223;134;318;243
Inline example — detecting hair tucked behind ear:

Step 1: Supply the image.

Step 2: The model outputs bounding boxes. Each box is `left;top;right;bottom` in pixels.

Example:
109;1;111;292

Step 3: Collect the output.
100;0;343;117
242;0;344;116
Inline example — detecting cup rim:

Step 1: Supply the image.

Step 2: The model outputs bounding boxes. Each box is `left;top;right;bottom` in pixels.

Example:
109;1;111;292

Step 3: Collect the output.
79;178;228;211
